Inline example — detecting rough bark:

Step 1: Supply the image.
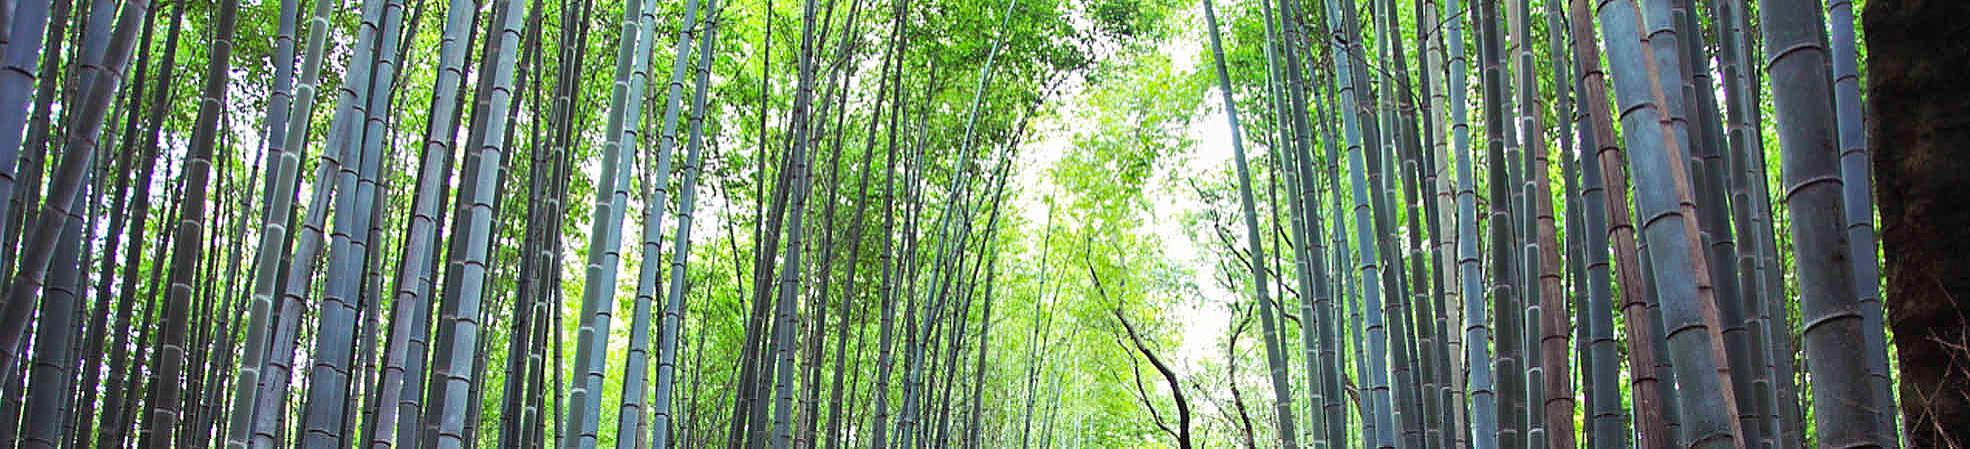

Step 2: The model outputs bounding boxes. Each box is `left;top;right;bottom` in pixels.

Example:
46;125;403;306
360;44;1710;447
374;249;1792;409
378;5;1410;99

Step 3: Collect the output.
1867;1;1970;447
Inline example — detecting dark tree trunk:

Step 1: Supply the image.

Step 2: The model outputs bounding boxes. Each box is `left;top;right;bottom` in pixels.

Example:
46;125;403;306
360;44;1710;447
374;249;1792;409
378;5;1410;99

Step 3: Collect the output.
1866;1;1970;447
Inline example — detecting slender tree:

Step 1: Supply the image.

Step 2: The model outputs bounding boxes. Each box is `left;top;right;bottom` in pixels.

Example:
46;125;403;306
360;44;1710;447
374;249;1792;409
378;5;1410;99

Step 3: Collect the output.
650;5;720;445
361;0;479;443
1825;0;1898;441
17;163;85;449
1564;1;1672;446
423;0;527;447
219;0;335;441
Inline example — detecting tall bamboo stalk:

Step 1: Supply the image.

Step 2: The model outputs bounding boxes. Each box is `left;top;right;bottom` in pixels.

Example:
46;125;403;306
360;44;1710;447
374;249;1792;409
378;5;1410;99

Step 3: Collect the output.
561;0;659;441
650;5;720;445
1759;0;1890;446
1204;2;1300;449
1595;0;1745;446
1826;0;1898;441
618;0;703;443
0;0;149;385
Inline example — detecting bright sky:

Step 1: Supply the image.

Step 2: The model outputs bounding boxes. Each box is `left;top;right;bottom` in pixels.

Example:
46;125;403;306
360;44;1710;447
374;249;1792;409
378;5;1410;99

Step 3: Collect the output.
1010;21;1241;374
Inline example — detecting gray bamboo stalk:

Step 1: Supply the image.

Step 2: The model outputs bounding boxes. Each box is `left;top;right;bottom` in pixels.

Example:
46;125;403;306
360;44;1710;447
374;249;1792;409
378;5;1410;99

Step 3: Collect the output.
219;0;334;442
1570;33;1630;449
148;0;238;444
0;0;53;252
1705;0;1792;444
1359;2;1424;445
1665;3;1769;445
1308;20;1359;449
250;0;398;443
769;0;823;446
1298;2;1351;444
295;0;406;443
1260;0;1340;445
18;166;85;449
1474;2;1531;447
866;12;907;447
1446;0;1494;447
497;2;549;442
894;0;1014;445
65;0;125;439
1594;0;1746;446
952;151;1016;449
1515;0;1576;442
360;0;477;444
0;0;149;383
823;8;896;447
95;7;180;445
1563;1;1672;446
1318;0;1393;447
1758;0;1890;446
423;0;525;447
415;5;507;443
1827;0;1898;442
1414;3;1460;447
797;3;868;439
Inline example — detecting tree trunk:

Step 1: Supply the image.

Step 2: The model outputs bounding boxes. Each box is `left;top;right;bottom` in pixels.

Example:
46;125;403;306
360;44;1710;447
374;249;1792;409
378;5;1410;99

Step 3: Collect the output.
1866;1;1970;447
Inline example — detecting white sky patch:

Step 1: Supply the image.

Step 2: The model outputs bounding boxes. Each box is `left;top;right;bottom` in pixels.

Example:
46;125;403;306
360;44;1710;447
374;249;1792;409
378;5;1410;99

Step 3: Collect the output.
1166;84;1237;371
1007;7;1255;379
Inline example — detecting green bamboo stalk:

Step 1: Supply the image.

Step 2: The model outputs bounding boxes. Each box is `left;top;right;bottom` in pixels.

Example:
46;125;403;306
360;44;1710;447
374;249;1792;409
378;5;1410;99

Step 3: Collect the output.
560;0;659;440
1203;3;1303;447
651;6;719;445
617;0;703;442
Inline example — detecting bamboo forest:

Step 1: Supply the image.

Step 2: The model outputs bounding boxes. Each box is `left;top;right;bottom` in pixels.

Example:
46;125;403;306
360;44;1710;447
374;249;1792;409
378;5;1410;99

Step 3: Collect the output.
2;0;1968;445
